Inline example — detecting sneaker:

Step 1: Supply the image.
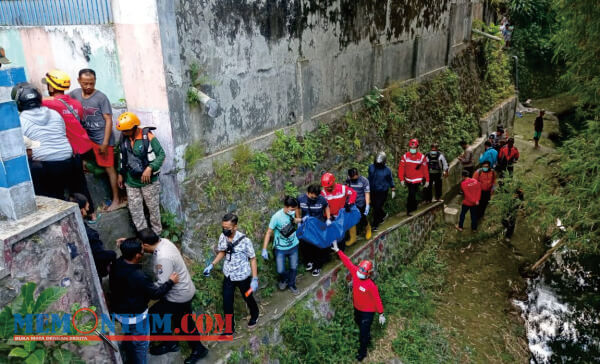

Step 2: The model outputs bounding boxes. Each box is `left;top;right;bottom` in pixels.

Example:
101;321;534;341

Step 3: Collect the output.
311;268;321;277
305;262;313;271
278;281;288;291
247;318;258;330
289;286;300;295
150;343;180;356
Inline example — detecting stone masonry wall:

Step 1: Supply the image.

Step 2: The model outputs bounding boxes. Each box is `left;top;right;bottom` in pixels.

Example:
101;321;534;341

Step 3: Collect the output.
0;197;119;363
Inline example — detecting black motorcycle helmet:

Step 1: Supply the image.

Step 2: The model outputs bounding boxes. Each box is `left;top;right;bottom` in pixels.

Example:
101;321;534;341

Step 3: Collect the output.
11;82;42;112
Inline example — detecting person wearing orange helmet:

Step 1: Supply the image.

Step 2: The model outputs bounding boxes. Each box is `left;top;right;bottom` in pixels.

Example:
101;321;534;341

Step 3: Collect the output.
320;172;357;254
116;112;166;234
331;240;385;362
398;138;429;216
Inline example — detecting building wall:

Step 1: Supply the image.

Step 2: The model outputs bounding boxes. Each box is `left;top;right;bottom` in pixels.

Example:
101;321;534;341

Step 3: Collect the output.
0;25;125;104
163;0;475;172
0;0;181;214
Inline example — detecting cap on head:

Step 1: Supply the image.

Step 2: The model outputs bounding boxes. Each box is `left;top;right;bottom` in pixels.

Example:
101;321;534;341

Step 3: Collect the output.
375;151;387;164
0;47;10;65
408;138;419;148
321;172;335;188
358;260;373;277
116;112;141;131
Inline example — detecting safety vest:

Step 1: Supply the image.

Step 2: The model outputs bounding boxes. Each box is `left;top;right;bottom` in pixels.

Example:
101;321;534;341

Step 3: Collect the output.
119;127;159;177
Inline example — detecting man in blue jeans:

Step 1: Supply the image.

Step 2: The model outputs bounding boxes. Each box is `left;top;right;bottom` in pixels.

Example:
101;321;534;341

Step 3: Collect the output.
109;238;179;364
262;196;302;295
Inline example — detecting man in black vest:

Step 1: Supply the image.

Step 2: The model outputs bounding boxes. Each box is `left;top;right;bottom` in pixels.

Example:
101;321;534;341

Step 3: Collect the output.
116;112;166;234
424;143;449;203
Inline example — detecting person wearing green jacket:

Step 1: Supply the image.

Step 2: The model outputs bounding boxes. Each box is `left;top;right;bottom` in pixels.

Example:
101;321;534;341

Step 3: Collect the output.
116;112;166;234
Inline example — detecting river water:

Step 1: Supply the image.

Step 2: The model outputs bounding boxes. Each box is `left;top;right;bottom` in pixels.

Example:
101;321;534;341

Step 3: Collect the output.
514;240;600;363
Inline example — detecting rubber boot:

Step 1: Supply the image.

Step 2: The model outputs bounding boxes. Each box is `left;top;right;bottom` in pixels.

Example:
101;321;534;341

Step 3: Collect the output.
365;223;372;240
347;226;357;246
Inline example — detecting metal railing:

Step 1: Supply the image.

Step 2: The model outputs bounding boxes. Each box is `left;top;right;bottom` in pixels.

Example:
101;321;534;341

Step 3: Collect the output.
0;0;113;26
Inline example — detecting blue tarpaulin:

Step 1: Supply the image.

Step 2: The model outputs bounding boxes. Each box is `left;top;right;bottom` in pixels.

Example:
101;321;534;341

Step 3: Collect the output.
296;206;362;248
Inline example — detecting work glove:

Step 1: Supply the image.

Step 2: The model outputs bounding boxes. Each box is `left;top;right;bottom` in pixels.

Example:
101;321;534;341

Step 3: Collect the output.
203;264;213;277
391;190;396;199
345;203;353;213
400;181;405;187
379;314;386;325
364;205;370;216
261;249;269;260
326;219;332;226
424;181;430;188
250;277;259;292
331;240;339;253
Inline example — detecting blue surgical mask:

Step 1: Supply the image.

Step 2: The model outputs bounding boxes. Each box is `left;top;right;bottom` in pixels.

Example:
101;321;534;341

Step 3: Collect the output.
409;148;417;154
483;167;489;172
356;272;367;280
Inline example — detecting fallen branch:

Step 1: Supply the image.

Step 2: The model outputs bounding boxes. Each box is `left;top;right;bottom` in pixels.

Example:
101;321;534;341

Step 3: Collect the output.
529;239;566;272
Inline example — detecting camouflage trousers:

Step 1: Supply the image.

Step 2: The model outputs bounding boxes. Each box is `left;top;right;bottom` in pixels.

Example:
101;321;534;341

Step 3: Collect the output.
125;181;162;235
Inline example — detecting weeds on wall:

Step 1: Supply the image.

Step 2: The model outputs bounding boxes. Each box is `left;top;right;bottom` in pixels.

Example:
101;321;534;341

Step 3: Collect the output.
184;43;514;315
233;227;459;364
0;283;87;364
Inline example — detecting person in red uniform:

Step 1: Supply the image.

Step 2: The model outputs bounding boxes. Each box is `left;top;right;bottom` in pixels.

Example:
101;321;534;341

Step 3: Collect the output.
398;138;429;216
321;172;356;252
472;160;497;219
42;69;96;220
456;170;482;232
497;137;520;178
331;240;385;362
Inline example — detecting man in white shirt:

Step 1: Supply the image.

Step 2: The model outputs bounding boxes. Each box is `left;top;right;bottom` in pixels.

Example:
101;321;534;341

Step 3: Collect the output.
141;229;208;364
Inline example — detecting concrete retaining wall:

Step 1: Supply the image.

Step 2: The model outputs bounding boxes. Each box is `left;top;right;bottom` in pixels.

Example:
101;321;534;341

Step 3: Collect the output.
158;0;477;179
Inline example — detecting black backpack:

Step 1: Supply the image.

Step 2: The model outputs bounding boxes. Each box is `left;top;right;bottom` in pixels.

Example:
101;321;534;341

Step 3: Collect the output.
120;127;156;178
427;151;442;171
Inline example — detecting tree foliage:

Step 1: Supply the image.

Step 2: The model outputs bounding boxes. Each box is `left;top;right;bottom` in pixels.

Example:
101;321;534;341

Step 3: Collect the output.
552;0;600;108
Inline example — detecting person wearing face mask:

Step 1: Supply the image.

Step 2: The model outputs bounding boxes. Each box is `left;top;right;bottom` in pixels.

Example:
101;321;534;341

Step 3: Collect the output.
297;184;331;276
346;168;371;243
424;143;449;203
203;213;260;334
398;139;429;216
368;152;395;231
262;196;302;294
321;172;357;252
331;240;384;362
473;161;497;219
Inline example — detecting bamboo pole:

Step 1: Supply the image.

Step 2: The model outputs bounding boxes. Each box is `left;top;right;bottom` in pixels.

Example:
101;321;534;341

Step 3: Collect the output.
529;239;566;272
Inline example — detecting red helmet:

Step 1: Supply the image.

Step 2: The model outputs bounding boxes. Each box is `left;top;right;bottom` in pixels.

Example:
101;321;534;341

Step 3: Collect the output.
321;172;335;188
408;138;419;148
358;260;373;277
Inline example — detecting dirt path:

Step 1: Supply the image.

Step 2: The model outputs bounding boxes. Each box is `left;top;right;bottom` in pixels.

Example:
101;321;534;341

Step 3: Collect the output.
366;102;561;363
